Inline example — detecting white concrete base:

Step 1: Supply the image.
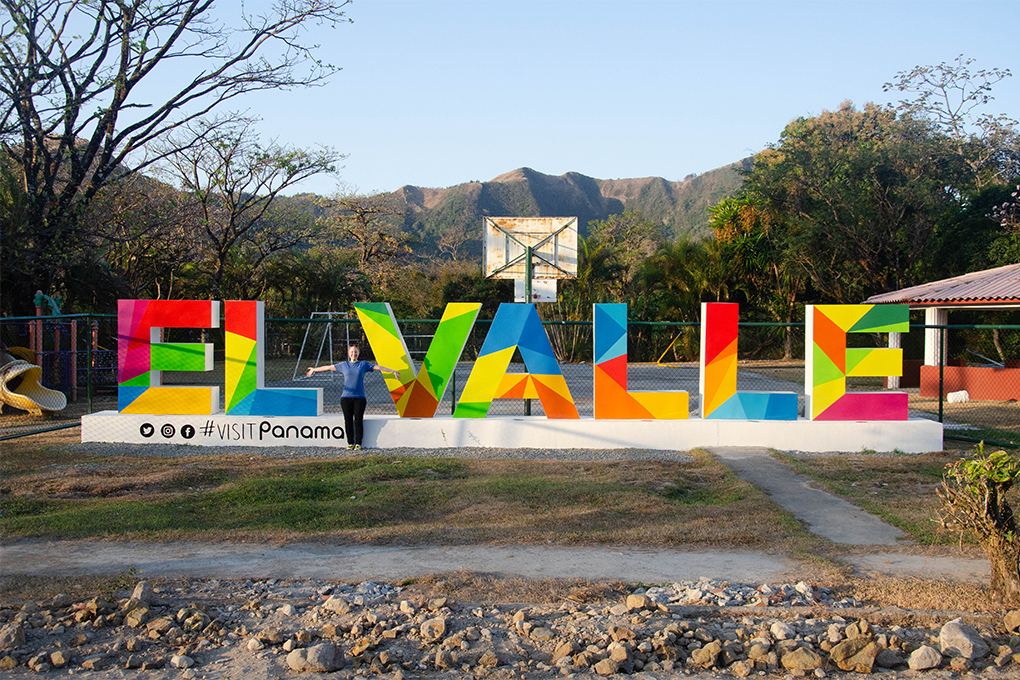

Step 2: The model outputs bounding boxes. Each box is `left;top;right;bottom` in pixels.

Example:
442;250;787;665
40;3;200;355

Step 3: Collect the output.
81;411;944;453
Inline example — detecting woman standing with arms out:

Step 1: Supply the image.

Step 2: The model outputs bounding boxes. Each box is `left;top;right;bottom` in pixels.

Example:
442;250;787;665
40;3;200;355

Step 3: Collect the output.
306;344;400;450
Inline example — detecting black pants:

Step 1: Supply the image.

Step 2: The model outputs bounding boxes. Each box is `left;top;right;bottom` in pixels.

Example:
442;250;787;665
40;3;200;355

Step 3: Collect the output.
340;397;367;446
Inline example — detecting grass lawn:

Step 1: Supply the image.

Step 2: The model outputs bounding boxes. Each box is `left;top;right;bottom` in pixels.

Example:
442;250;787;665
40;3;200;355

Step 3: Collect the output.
1;433;807;552
1;432;1005;610
772;448;983;547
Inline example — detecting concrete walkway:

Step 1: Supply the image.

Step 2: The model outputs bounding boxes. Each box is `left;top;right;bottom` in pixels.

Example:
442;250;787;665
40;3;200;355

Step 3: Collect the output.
0;542;798;584
0;447;990;586
706;447;905;546
0;540;989;585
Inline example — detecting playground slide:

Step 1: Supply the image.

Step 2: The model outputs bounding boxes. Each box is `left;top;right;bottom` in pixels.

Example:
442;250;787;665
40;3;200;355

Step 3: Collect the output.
0;351;67;415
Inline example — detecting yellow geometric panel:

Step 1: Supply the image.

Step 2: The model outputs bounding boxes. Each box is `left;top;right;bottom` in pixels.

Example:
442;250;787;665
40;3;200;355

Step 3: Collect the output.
811;380;845;419
846;348;903;378
633;391;690;419
120;386;219;415
815;305;871;332
224;331;256;397
457;347;516;403
360;314;414;378
532;374;574;402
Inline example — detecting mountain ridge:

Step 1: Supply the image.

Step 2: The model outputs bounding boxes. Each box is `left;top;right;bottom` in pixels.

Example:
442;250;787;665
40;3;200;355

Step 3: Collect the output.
382;159;751;256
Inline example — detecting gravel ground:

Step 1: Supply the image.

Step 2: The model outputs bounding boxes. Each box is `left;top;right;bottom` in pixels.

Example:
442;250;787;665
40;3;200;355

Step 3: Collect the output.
68;440;929;461
773;449;931;459
66;443;697;463
1;575;1016;680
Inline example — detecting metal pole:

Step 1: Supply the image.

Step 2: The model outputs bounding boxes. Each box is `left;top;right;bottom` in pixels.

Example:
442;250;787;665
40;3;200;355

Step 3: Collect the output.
87;320;96;413
938;326;945;424
525;245;533;417
525;245;533;304
451;369;457;416
33;297;43;355
70;320;77;402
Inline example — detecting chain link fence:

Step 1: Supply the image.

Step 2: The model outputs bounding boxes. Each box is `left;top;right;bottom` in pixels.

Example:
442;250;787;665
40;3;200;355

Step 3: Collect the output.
2;313;1017;447
905;324;1020;449
1;313;118;439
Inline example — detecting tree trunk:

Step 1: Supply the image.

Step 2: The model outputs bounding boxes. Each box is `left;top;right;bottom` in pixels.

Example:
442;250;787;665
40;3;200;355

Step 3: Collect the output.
986;538;1020;605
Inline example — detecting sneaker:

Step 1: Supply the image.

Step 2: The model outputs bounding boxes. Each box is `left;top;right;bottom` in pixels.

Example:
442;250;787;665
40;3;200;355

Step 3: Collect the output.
346;444;354;450
354;444;362;450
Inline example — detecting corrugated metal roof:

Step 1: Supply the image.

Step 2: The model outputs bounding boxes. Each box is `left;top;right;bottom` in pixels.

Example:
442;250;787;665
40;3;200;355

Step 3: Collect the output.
865;263;1020;306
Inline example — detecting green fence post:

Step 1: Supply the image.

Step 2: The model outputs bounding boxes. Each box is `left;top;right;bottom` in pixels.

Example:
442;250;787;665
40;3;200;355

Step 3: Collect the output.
86;317;94;414
451;369;457;416
938;326;945;424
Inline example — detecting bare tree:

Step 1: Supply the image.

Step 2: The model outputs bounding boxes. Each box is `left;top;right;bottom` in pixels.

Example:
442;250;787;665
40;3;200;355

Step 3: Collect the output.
81;174;202;302
0;0;350;311
154;118;342;300
884;55;1019;186
320;194;411;267
437;223;470;261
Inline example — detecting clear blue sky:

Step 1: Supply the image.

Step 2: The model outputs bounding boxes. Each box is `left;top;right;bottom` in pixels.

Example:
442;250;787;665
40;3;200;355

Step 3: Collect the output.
240;0;1020;196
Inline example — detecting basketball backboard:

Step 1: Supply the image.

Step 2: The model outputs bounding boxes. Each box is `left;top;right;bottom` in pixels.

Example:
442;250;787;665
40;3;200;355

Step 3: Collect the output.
483;217;578;280
514;278;557;303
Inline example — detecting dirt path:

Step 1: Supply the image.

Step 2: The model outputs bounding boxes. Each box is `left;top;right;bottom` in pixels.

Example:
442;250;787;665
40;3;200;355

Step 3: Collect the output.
0;541;798;582
0;540;989;585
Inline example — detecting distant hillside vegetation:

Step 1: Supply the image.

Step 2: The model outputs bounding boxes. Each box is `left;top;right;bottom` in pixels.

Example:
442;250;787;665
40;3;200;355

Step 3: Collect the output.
383;160;750;257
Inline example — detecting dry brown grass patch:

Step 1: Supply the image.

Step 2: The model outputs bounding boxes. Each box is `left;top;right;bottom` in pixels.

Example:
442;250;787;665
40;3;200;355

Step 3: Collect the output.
834;576;994;613
3;439;810;551
773;450;980;546
399;570;629;605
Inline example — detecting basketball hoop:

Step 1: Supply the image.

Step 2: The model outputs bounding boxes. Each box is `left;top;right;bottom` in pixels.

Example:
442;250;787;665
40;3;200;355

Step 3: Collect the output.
483;217;578;303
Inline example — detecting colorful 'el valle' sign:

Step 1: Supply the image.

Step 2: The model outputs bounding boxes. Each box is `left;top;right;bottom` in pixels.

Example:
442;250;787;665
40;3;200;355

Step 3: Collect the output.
116;299;908;422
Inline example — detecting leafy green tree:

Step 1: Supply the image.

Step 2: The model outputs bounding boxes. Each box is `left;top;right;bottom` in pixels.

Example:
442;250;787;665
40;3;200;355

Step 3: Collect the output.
585;210;663;279
438;269;512;319
925;183;1016;277
263;247;368;318
547;233;628;361
0;0;350;314
79;175;200;306
742;101;965;303
636;238;720;361
988;182;1020;266
882;56;1019;277
556;233;628;315
0;160;33;313
709;196;805;358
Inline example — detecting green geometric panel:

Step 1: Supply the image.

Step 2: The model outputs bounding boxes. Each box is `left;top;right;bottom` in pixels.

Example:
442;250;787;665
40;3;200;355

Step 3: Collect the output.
150;343;209;372
422;307;479;396
813;343;846;386
354;303;398;333
850;305;908;333
453;402;490;419
844;348;873;375
119;372;151;387
227;344;260;411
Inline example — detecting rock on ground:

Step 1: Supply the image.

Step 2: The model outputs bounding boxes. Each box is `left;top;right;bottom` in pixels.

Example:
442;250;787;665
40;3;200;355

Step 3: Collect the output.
0;576;1018;679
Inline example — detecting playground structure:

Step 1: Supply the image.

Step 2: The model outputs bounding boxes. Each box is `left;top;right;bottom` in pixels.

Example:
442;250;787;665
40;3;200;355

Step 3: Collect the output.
0;292;114;415
0;349;67;415
292;311;351;381
291;311;438;380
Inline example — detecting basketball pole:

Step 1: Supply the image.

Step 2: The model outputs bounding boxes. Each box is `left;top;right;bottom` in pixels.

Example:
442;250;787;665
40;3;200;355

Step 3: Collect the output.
525;246;533;416
482;217;578;418
525;245;533;305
